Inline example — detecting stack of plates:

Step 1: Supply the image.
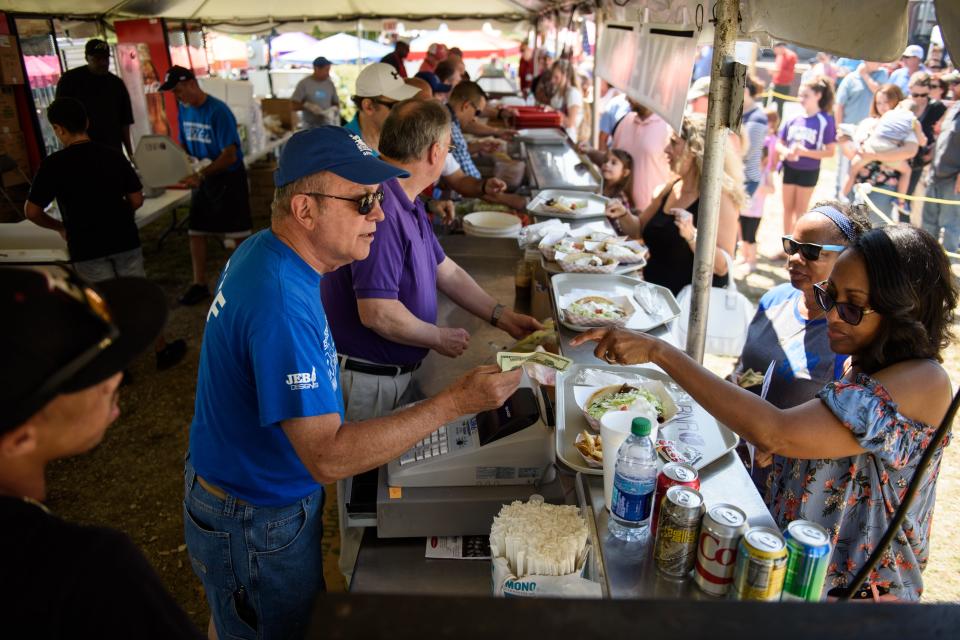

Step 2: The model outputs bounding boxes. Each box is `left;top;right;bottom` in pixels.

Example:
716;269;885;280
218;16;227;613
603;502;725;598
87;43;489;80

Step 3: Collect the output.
463;211;522;238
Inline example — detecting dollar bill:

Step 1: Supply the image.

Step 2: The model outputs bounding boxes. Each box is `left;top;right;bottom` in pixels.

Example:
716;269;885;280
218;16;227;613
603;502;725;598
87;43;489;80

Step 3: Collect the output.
497;351;572;373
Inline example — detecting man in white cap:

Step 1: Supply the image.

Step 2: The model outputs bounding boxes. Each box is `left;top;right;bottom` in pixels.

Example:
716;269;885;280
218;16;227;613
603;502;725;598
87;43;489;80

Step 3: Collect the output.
345;63;420;153
890;45;928;94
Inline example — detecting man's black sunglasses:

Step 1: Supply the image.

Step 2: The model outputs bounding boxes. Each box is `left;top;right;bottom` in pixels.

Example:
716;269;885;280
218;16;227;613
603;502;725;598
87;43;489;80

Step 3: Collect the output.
301;188;385;215
782;235;846;261
813;281;876;326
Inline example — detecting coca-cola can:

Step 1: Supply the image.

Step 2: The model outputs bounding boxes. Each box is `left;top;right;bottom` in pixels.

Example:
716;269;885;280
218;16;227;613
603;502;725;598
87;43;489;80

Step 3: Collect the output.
694;503;748;597
652;462;700;534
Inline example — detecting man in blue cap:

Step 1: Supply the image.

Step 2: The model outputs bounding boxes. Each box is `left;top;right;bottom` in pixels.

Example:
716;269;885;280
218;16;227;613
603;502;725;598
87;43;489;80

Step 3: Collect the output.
291;56;340;127
183;126;521;640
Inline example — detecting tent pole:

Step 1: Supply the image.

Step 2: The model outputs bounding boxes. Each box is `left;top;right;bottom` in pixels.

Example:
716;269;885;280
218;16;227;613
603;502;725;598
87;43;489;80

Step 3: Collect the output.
356;20;362;70
591;10;602;148
685;0;738;362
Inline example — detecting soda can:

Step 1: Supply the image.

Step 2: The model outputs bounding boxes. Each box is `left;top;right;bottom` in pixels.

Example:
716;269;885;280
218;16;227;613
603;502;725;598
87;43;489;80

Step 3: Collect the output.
732;527;788;601
694;504;747;596
652;462;700;534
781;520;832;602
654;485;704;578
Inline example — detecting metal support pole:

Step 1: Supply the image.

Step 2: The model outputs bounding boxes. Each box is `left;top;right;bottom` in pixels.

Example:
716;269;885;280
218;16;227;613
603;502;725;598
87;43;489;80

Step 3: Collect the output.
591;10;603;148
356;20;363;70
684;0;738;362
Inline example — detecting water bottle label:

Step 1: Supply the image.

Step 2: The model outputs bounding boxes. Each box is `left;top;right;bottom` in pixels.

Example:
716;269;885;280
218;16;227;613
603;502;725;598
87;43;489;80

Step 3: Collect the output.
611;474;654;522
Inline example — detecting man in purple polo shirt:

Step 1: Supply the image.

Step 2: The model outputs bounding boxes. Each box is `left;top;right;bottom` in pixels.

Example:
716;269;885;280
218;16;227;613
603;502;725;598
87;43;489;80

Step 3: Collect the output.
320;99;542;579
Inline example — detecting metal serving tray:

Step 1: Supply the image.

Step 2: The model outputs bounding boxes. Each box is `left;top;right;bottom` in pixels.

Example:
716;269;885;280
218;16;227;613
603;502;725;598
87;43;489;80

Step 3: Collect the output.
527;189;609;219
550;273;680;333
555;364;739;476
515;127;567;144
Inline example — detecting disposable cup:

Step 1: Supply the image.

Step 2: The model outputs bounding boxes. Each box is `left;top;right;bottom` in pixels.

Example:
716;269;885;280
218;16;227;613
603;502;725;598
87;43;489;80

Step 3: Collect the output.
601;411;658;511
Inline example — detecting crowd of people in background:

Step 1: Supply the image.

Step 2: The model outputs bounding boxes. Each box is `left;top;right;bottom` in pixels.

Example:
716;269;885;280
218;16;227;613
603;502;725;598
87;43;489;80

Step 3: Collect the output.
7;30;960;639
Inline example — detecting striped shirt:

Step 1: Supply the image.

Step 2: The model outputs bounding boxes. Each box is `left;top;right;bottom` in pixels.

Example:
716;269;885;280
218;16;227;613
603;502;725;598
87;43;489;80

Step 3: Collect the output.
447;105;481;179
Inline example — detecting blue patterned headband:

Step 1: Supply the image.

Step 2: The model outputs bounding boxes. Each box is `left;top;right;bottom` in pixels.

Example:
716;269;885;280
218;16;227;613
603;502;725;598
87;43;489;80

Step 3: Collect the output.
812;205;855;242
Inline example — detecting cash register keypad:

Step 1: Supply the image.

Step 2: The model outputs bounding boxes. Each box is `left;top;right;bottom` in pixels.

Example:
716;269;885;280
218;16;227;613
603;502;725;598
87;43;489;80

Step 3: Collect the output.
399;425;449;466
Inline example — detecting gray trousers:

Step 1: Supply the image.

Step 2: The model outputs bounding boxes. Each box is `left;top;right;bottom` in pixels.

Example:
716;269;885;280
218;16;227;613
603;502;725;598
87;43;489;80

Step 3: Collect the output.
336;359;423;581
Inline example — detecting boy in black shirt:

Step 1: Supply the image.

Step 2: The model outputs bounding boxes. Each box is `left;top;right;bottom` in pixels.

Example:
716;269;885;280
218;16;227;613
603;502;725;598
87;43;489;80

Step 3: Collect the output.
25;98;185;371
0;266;203;640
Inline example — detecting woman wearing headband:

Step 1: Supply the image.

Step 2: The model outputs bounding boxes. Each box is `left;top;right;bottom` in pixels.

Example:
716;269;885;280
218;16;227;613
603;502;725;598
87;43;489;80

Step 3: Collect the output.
730;202;870;487
572;224;957;600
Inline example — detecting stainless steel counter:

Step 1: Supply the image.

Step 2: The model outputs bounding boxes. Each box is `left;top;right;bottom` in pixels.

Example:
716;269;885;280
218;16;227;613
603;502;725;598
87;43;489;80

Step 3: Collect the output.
351;234;774;599
523;141;601;192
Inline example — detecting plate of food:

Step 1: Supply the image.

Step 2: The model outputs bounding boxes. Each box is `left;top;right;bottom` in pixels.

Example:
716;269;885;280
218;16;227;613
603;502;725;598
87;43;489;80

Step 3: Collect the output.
599;240;647;265
557;252;619;274
560;294;634;328
574;381;678;431
528;190;608;219
574;431;603;468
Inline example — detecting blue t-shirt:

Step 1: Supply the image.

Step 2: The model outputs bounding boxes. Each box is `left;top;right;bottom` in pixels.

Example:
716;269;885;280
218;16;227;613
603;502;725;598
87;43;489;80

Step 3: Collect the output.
320;178;446;366
189;230;344;506
343;117;379;157
599;94;631;136
733;283;846;410
835;69;889;124
889;65;926;95
178;95;244;171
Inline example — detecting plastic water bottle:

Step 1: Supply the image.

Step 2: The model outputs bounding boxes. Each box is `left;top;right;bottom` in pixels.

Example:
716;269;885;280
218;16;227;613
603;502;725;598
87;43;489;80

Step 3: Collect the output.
609;417;658;542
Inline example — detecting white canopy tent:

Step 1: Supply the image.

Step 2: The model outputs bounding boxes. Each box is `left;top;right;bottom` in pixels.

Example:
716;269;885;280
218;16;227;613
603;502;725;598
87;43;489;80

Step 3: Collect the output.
5;0;957;359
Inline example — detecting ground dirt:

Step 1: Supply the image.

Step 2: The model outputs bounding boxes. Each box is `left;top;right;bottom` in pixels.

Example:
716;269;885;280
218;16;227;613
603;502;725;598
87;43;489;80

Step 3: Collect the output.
43;155;958;633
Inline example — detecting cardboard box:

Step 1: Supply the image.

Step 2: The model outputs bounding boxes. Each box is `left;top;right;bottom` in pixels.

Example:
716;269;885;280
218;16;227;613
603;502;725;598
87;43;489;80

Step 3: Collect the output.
0;88;18;132
0;36;24;85
261;98;295;130
0;130;30;186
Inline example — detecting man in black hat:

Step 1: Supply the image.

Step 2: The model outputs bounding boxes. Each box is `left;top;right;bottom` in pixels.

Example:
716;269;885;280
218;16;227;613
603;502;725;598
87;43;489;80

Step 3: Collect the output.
159;65;253;306
291;56;340;128
56;38;135;158
0;266;202;638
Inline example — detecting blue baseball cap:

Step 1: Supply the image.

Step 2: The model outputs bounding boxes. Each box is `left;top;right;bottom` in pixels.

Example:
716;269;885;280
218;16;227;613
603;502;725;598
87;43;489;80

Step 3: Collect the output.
415;71;452;94
273;126;409;188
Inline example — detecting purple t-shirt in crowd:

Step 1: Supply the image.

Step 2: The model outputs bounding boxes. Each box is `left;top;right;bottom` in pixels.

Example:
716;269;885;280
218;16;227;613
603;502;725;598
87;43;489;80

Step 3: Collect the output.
320;178;446;366
779;111;836;172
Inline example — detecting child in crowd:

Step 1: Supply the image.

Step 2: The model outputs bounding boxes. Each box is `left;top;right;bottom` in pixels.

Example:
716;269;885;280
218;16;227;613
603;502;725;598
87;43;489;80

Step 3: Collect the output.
601;149;635;234
738;107;780;272
24;97;186;371
842;97;927;200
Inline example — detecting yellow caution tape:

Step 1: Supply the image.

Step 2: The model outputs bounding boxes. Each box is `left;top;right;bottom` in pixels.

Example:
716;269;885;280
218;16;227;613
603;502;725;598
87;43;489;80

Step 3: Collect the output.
855;184;960;260
864;184;960;206
760;90;800;102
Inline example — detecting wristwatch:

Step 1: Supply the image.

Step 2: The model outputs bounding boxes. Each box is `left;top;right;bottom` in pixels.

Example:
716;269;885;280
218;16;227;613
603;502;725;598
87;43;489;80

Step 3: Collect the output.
490;303;505;327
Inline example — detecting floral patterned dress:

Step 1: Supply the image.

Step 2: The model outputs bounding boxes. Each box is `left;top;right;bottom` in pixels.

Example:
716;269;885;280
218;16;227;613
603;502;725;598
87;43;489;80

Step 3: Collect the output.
765;374;950;600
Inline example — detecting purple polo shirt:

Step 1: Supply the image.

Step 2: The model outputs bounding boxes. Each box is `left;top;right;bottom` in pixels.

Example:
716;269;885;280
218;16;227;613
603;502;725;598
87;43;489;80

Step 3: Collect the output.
780;111;836;172
320;177;446;366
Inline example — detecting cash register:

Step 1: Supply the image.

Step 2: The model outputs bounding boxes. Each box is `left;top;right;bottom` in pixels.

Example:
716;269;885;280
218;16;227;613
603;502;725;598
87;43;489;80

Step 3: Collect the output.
346;374;559;538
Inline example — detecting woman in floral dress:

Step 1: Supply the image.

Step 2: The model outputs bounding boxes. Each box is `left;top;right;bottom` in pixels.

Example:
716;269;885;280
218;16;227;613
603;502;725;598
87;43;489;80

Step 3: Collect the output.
571;224;956;600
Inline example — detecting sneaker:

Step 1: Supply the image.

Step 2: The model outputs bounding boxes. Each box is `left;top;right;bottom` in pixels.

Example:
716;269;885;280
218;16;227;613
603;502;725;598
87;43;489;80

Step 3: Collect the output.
156;339;187;371
178;283;210;306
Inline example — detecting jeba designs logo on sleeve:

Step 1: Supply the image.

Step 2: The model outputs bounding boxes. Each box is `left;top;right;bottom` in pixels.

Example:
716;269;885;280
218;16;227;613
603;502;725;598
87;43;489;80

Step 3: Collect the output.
286;366;320;390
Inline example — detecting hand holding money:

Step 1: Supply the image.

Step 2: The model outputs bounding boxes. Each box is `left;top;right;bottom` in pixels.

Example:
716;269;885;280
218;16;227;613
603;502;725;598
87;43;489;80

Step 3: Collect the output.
497;351;572;373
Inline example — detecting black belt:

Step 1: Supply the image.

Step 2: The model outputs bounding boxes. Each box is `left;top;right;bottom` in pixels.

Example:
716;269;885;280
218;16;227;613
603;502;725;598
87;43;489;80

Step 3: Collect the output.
338;355;421;377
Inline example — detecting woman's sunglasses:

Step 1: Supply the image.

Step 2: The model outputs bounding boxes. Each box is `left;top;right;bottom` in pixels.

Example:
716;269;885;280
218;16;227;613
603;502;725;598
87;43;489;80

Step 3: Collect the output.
301;188;385;215
782;235;845;261
813;281;876;326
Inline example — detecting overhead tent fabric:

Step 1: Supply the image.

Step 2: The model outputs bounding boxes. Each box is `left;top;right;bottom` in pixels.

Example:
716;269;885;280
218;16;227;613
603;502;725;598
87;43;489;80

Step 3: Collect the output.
278;33;393;65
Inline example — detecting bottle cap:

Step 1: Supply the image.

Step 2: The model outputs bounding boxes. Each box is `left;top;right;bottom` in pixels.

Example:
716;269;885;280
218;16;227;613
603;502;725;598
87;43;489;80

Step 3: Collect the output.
631;416;652;437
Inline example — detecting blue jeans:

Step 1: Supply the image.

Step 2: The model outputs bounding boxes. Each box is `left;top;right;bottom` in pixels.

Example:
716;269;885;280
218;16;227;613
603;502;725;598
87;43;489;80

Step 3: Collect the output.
183;461;325;640
865;191;898;226
921;176;960;253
